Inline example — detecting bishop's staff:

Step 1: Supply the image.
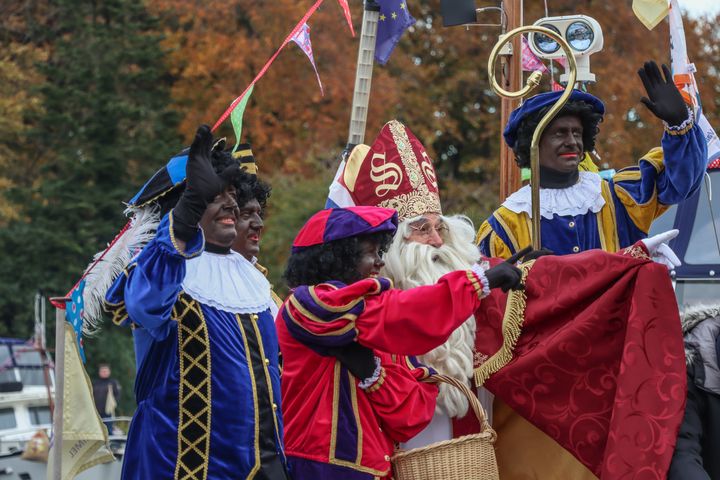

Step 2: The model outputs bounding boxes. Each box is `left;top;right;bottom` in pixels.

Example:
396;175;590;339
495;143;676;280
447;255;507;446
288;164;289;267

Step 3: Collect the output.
488;26;578;249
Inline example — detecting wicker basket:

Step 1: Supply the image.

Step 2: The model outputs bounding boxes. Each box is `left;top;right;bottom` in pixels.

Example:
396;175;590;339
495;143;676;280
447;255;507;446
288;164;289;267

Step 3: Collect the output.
391;374;499;480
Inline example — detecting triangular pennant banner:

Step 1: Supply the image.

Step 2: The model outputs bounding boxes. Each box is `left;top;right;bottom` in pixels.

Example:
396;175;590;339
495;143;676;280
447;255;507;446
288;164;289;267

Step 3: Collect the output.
291;23;324;96
231;84;255;153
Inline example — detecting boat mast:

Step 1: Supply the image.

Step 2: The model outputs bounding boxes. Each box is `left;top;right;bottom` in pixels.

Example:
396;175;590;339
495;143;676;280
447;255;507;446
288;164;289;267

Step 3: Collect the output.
344;0;381;156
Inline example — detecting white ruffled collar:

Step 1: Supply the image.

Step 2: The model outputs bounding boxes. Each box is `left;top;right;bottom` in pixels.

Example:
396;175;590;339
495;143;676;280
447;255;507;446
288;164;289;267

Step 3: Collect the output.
182;251;274;314
502;171;605;219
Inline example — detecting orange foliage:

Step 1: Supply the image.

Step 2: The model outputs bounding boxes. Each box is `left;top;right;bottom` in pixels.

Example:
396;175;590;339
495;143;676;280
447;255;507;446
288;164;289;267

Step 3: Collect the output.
148;0;399;176
148;0;719;200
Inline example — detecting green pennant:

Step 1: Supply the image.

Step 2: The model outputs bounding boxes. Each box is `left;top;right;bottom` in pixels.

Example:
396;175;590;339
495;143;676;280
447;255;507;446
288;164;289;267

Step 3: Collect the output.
231;84;255;153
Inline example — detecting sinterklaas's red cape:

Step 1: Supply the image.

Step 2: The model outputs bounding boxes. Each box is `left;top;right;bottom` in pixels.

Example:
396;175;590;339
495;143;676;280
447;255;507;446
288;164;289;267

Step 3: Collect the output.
465;245;686;479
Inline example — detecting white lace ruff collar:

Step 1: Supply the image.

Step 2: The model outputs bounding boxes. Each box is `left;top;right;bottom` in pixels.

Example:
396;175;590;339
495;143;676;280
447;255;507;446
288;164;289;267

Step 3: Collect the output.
502;171;605;219
182;251;274;314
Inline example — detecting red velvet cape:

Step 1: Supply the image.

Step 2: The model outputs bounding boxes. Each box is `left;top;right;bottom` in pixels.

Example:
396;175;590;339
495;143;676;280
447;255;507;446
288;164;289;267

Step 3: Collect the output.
470;246;687;479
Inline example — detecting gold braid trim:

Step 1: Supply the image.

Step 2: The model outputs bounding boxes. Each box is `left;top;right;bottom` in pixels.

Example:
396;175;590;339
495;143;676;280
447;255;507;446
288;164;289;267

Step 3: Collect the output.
363;367;387;393
173;294;212;480
474;261;535;387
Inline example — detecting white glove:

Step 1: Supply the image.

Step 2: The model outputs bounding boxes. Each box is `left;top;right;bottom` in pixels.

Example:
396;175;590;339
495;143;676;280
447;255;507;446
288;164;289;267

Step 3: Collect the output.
641;229;681;270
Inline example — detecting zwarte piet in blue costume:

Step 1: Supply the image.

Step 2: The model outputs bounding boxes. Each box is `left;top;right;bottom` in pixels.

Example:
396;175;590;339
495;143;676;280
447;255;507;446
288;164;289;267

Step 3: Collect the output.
105;125;289;480
478;62;708;258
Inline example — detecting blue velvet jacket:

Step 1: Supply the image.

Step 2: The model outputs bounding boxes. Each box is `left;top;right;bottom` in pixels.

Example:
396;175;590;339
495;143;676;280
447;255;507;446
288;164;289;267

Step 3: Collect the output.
105;213;287;480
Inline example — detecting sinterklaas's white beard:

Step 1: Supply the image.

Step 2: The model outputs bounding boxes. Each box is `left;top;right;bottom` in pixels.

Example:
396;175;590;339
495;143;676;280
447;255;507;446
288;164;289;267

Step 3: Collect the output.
382;215;480;418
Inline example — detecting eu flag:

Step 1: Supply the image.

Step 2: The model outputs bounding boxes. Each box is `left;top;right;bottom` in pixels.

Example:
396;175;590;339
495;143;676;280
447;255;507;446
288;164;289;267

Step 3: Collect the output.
375;0;416;65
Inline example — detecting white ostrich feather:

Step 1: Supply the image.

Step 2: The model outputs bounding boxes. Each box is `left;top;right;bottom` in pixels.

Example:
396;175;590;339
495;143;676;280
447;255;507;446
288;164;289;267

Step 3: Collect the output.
81;205;160;335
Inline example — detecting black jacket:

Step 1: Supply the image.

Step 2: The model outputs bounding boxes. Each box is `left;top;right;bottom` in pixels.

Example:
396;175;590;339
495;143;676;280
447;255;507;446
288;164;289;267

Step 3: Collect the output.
668;304;720;480
92;377;121;417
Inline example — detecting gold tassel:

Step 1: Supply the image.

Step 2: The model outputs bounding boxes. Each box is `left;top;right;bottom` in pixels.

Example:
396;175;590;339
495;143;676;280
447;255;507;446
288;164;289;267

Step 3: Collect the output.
474;260;534;386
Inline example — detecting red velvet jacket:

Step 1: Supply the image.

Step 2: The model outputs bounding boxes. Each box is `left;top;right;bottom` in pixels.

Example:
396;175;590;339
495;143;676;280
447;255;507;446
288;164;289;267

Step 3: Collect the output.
277;271;487;477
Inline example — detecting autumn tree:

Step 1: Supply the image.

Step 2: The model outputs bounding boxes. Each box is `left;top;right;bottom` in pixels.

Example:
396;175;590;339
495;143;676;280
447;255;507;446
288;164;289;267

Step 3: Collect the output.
0;3;50;223
0;0;180;413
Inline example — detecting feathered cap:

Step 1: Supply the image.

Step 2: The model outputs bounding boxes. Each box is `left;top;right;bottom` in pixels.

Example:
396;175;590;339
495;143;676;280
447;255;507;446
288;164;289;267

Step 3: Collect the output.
128;139;257;212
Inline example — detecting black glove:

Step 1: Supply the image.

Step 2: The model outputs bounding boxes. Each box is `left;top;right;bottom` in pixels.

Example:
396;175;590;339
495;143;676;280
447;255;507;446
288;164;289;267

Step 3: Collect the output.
327;342;377;381
638;61;688;127
172;125;239;241
485;246;531;292
522;248;554;262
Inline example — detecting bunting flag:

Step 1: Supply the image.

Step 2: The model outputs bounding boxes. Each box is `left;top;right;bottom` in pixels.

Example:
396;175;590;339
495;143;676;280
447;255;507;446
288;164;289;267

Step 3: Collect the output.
291;23;324;96
212;0;353;132
375;0;416;65
669;0;720;166
65;280;86;363
336;0;355;36
231;84;255;153
632;0;669;30
521;35;547;73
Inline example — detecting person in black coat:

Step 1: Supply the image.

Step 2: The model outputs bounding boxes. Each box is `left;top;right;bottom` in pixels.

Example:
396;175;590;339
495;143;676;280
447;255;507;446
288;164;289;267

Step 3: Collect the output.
668;304;720;480
92;363;121;432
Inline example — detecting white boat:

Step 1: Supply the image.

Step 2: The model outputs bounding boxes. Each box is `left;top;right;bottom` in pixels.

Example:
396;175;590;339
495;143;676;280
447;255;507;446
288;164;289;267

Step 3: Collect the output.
0;337;125;479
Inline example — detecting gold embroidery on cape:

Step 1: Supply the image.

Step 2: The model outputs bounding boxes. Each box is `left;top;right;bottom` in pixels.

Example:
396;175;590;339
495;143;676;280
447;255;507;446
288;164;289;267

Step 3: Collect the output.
474;261;535;386
622;244;651;260
173;294;212;480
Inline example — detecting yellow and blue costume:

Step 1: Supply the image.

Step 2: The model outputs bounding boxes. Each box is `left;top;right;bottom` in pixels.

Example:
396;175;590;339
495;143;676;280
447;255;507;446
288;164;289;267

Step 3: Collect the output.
478;99;707;258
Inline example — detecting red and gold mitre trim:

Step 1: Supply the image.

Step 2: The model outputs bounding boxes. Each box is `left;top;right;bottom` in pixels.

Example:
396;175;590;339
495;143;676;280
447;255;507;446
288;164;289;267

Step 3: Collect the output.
339;120;442;220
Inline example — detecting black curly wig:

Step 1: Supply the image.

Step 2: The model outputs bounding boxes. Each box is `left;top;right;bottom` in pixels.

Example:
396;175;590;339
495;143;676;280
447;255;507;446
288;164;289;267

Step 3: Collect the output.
513;101;603;168
284;231;394;288
235;171;271;210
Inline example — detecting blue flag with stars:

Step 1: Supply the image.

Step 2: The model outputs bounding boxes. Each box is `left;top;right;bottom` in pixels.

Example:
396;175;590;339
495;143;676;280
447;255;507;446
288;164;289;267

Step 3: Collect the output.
375;0;416;65
65;280;86;363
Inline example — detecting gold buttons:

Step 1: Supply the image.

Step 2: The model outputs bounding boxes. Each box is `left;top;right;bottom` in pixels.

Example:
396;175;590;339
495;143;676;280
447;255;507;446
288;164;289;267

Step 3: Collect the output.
384;455;391;461
572;246;580;253
264;358;270;366
568;221;575;228
272;403;278;411
250;314;259;322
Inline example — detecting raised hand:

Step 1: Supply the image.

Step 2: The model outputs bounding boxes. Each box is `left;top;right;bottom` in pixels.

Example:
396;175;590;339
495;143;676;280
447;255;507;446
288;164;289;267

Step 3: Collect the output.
638;61;688;127
186;125;231;204
172;125;237;242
